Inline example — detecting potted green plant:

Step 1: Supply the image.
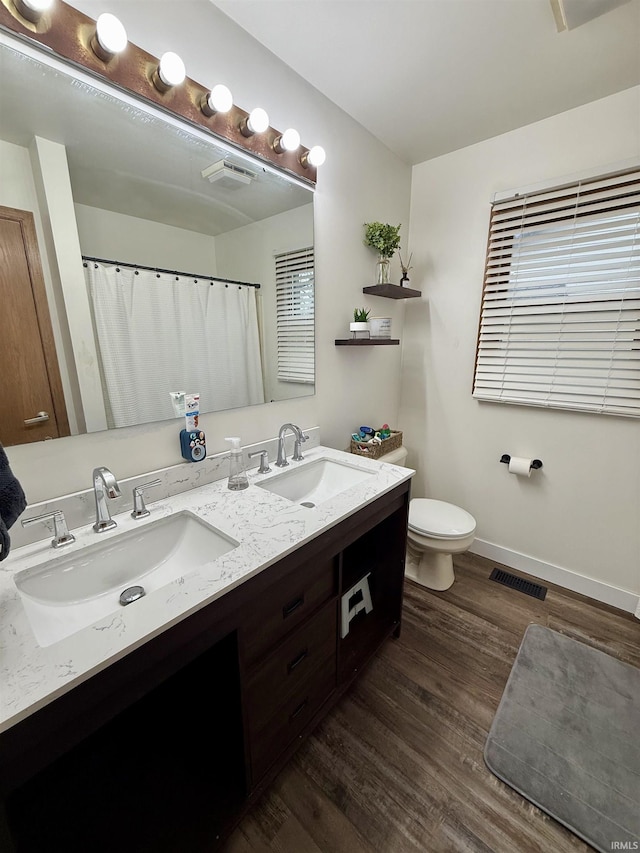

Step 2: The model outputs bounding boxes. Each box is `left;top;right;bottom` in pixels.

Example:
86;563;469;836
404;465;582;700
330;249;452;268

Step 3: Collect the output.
364;222;402;285
350;307;371;338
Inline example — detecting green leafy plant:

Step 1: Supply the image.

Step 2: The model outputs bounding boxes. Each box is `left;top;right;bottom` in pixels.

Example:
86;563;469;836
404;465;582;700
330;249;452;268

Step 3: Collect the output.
353;307;371;323
364;222;402;258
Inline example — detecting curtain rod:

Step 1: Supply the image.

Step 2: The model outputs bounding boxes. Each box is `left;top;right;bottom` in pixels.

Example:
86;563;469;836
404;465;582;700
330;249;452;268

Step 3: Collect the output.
82;256;261;289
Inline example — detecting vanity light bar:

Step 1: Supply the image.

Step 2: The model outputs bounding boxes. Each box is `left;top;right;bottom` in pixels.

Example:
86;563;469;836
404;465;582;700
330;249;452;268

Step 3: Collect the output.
3;0;324;183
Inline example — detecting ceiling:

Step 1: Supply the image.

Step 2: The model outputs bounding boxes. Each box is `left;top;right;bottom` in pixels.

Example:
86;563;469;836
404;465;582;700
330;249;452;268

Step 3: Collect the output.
210;0;640;165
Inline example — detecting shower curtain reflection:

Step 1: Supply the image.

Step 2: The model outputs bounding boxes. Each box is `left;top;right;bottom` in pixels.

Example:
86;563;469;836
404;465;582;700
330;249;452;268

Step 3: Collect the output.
84;263;265;429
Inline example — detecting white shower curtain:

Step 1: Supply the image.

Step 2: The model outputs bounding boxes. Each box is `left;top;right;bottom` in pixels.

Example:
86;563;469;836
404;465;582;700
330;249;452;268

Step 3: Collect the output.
84;262;264;428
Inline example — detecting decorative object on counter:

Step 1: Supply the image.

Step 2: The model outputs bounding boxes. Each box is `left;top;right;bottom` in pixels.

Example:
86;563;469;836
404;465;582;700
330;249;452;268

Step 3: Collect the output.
398;249;413;287
180;429;207;462
364;222;402;285
180;394;207;461
226;437;249;490
350;425;403;460
0;442;27;561
369;317;392;339
350;307;371;339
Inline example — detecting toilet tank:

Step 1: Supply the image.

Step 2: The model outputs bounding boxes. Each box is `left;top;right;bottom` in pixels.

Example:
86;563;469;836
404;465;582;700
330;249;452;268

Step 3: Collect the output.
379;445;409;466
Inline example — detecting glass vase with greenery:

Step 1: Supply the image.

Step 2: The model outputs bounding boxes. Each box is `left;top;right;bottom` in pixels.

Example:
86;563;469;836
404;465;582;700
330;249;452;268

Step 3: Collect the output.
364;222;402;285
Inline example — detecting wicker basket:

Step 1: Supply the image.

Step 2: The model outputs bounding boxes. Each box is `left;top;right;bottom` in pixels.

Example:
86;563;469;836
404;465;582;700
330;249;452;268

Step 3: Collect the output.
350;430;403;460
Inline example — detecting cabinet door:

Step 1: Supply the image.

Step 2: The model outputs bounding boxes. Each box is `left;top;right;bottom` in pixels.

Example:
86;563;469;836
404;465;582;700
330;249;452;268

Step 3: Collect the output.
249;656;336;784
241;556;337;667
245;602;337;732
339;505;407;683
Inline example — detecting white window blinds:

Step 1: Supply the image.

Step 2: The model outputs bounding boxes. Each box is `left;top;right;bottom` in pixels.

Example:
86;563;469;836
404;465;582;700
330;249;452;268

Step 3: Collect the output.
275;247;315;384
473;168;640;417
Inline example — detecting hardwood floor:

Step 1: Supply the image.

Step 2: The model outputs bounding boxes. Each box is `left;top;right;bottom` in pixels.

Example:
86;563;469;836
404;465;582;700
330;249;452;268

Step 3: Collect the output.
223;552;640;853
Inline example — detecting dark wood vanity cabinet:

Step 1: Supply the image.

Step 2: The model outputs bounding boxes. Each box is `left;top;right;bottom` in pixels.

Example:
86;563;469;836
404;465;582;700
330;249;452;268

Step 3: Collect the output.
0;481;409;852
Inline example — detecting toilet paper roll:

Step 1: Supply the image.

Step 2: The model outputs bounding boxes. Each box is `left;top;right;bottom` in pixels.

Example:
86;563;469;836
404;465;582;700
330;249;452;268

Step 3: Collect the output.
508;456;533;477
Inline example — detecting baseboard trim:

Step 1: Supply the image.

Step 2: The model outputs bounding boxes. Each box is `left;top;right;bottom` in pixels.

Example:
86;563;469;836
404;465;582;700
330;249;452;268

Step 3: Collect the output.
469;539;639;615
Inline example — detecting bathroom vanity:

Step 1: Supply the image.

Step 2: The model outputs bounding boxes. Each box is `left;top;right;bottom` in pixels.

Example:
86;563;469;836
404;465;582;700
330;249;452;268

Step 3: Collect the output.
0;447;412;851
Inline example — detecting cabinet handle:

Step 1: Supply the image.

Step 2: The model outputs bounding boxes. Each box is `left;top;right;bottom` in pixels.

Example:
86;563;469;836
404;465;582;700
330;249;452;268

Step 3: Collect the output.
282;595;304;619
287;648;308;674
289;699;308;722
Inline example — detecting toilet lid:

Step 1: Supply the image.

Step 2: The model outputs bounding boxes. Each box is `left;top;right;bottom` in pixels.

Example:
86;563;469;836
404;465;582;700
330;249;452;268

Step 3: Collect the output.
409;498;476;539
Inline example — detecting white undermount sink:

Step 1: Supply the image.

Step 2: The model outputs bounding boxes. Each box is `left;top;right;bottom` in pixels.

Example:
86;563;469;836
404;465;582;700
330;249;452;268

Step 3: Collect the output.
14;511;238;647
256;458;374;506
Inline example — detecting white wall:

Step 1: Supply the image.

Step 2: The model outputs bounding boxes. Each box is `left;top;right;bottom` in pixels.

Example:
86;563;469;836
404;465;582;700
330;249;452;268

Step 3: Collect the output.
214;203;314;403
401;86;640;602
7;0;411;503
75;205;218;272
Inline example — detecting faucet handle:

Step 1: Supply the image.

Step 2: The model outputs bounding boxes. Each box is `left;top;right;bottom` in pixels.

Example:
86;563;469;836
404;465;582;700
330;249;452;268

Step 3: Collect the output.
248;450;271;474
22;510;76;548
292;433;310;462
131;479;162;520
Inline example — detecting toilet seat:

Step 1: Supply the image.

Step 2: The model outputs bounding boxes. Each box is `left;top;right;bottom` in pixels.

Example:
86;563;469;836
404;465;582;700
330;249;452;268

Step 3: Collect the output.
409;498;476;540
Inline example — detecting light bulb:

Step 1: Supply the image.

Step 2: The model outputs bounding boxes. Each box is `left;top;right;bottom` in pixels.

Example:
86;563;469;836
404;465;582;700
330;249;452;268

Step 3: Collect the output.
14;0;53;21
202;84;233;116
93;13;127;59
301;145;326;168
280;128;301;152
157;52;186;89
247;107;269;134
308;145;326;167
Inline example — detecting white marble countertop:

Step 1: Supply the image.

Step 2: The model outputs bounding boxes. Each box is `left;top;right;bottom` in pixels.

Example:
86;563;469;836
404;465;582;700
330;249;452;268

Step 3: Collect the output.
0;446;413;734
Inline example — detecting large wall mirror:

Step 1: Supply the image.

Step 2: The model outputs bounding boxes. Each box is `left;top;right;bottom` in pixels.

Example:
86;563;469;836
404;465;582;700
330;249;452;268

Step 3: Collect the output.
0;30;315;448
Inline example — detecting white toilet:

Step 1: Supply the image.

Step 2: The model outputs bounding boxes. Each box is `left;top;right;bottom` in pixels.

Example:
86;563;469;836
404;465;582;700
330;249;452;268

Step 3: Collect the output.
382;446;477;591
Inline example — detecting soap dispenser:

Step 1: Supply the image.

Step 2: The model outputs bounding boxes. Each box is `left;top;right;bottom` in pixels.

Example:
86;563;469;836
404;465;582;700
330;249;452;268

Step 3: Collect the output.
225;437;249;491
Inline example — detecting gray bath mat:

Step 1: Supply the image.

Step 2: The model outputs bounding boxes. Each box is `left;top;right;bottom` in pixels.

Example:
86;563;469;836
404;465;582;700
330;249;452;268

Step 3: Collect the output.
485;624;640;852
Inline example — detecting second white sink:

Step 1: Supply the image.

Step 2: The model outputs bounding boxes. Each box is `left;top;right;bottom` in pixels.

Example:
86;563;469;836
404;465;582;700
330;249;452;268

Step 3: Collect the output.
14;511;238;646
257;458;374;506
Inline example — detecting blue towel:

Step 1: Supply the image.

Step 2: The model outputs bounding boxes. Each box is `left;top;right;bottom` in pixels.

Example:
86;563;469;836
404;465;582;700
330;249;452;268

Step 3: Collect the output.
0;443;27;562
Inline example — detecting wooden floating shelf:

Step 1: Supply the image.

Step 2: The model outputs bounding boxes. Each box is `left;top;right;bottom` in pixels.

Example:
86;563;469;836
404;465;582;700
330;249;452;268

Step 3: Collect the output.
363;284;421;299
335;338;400;346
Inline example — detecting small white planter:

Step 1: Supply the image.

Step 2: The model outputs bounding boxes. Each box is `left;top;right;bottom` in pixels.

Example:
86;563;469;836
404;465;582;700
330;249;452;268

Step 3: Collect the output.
350;321;370;339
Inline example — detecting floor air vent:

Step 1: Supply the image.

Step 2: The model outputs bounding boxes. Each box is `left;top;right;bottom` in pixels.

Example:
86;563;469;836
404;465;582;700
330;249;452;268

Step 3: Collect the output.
489;568;547;600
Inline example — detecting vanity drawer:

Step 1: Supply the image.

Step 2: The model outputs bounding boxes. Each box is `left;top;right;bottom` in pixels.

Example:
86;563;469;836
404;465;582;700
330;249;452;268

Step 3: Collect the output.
249;656;336;784
245;602;337;731
242;556;337;666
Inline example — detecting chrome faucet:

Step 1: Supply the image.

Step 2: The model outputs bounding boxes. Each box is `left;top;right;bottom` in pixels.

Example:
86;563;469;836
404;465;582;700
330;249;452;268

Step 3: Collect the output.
22;509;76;549
276;423;308;468
93;467;121;533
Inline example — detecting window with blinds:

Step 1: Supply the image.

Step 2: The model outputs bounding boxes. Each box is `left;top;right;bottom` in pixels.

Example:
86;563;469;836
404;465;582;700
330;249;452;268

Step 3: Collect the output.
473;168;640;417
275;247;315;384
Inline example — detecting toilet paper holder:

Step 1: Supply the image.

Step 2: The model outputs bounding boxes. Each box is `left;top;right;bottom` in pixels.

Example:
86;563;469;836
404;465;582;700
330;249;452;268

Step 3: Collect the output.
500;454;543;470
